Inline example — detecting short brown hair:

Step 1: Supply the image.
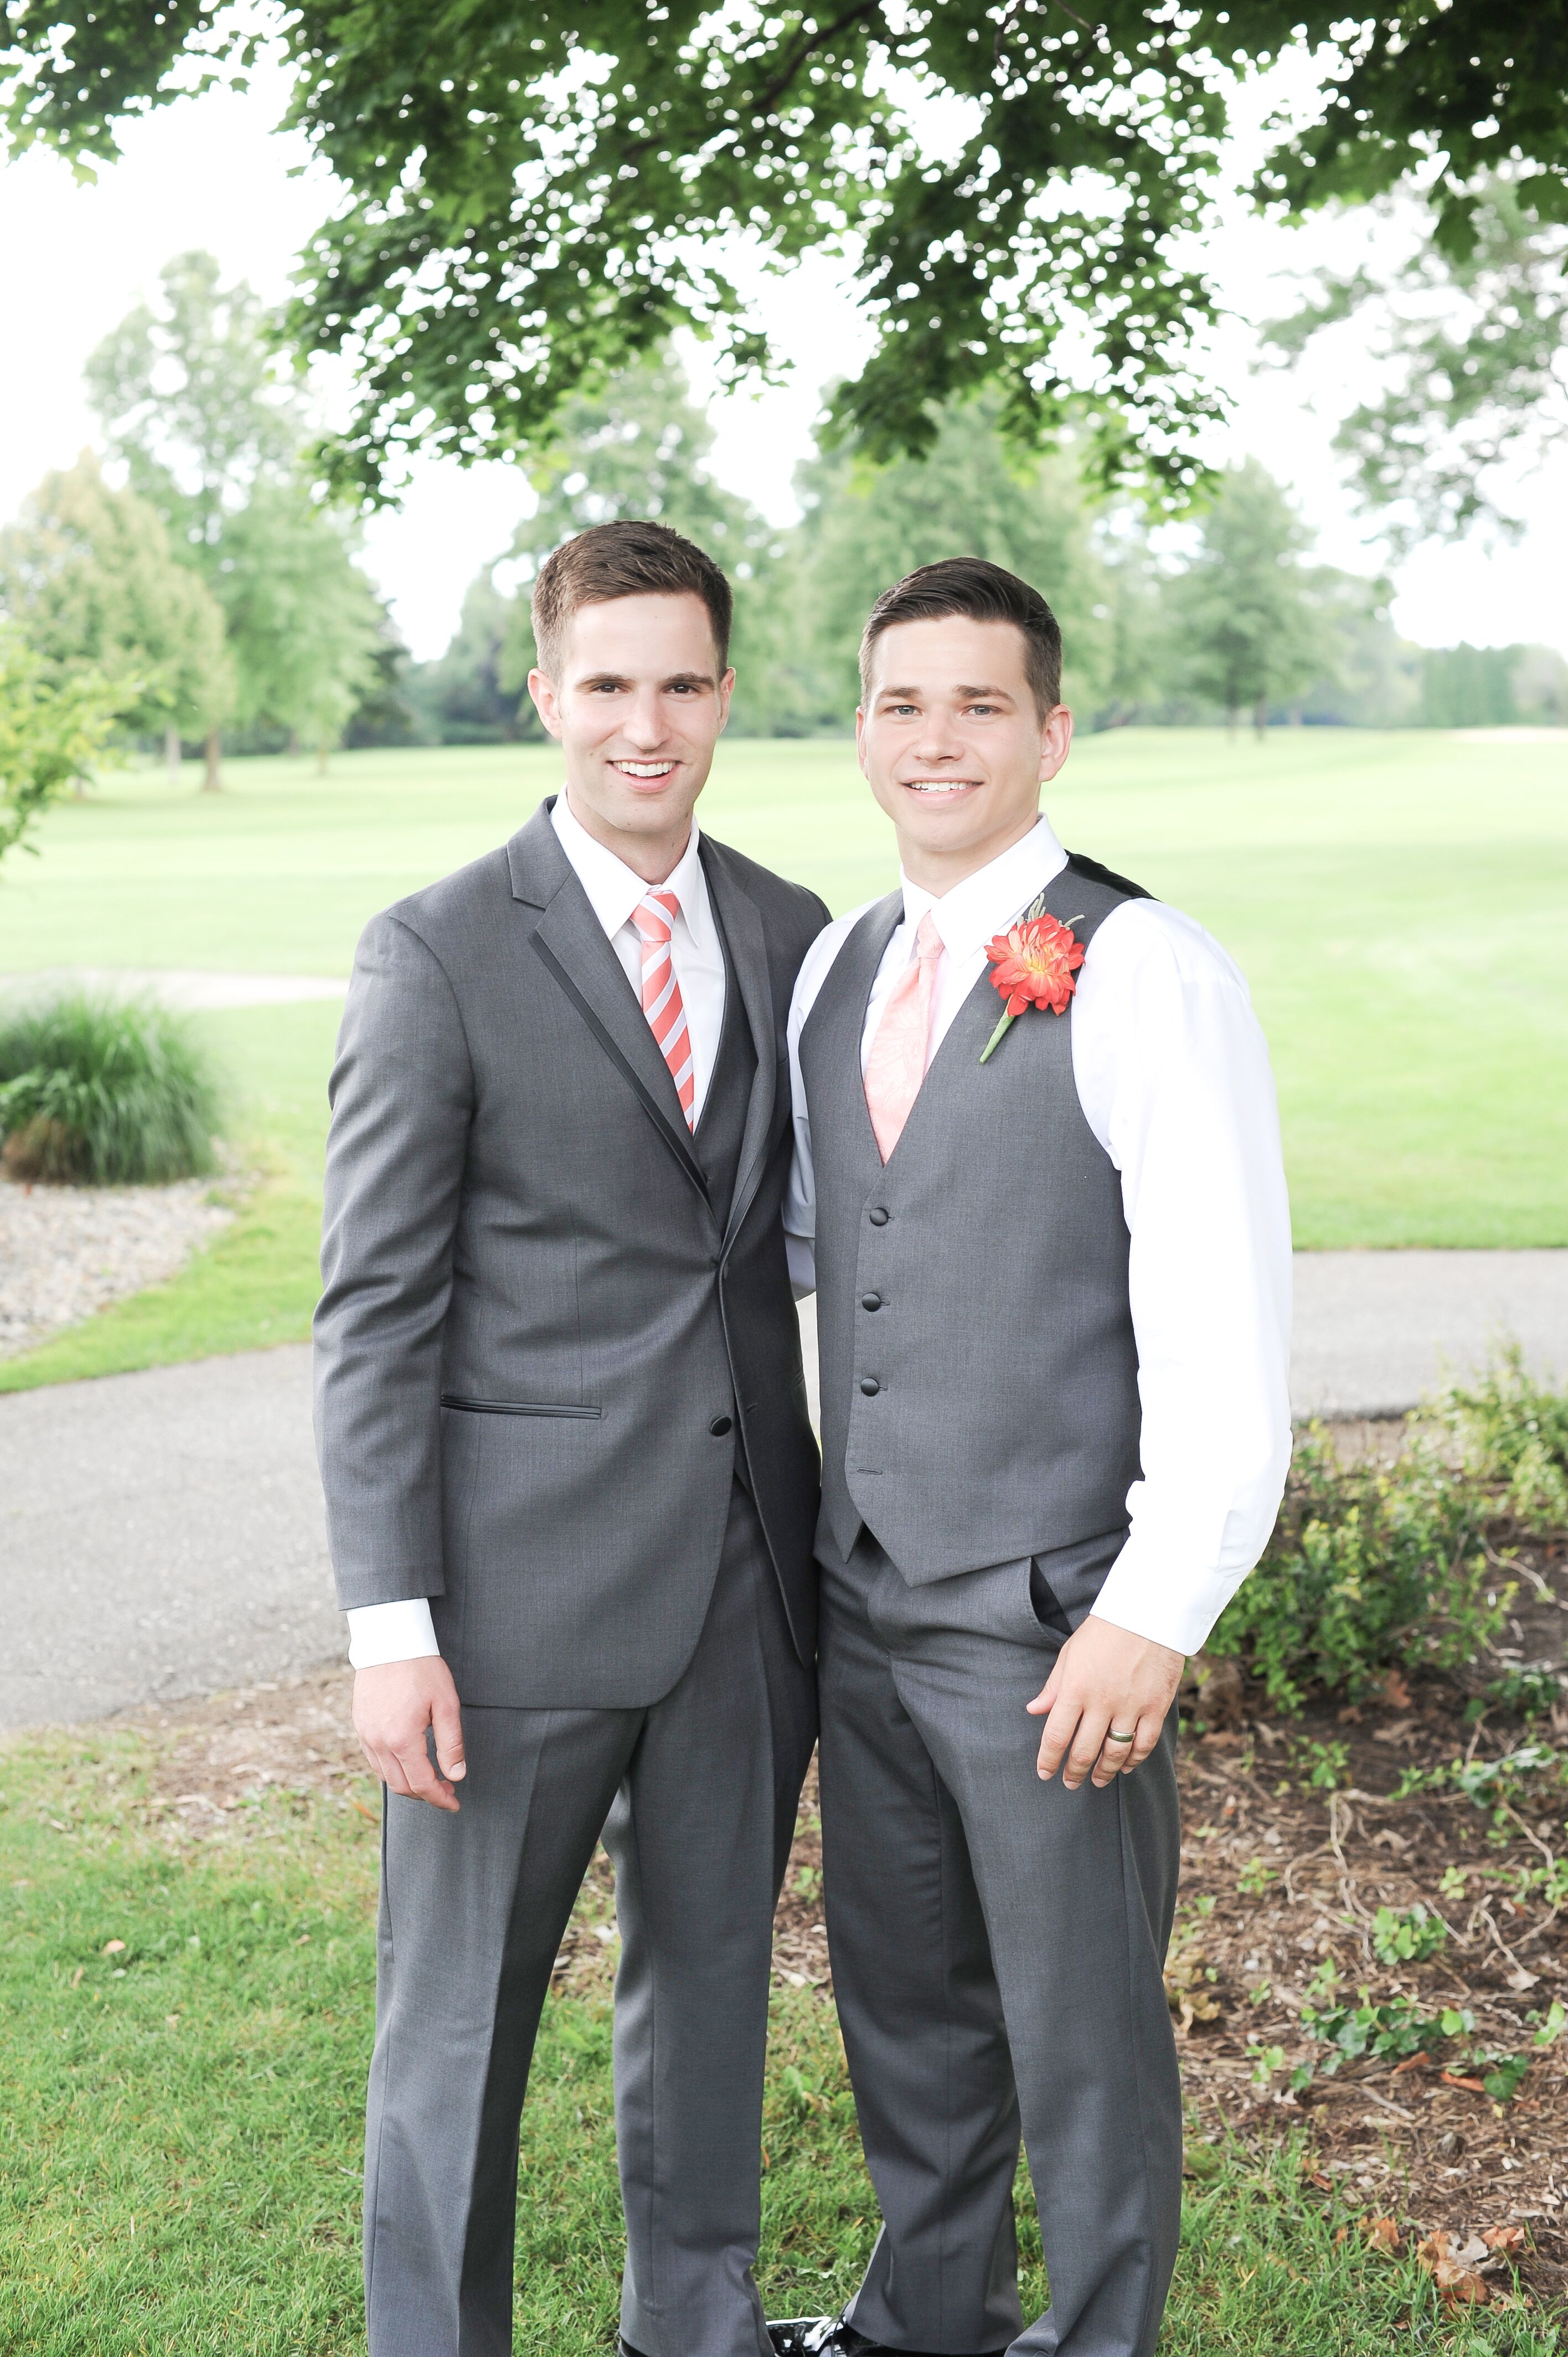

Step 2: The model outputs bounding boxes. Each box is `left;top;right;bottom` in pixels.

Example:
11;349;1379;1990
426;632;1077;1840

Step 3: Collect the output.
530;519;733;677
859;557;1062;716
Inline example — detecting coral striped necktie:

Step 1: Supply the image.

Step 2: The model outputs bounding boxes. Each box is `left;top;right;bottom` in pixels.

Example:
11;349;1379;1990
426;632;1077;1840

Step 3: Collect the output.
631;891;696;1129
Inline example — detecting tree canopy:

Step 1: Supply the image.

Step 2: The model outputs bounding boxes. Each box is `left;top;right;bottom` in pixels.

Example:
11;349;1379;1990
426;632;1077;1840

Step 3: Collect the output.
6;6;1562;506
1266;178;1568;551
0;626;127;868
1164;460;1340;732
86;253;384;771
0;452;231;745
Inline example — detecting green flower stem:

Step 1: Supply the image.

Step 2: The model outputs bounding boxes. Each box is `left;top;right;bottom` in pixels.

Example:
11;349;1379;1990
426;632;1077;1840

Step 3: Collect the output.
979;1008;1016;1065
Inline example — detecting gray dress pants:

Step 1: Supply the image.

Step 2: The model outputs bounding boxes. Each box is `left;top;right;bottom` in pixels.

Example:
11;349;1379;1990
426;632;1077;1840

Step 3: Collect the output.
817;1530;1182;2357
364;1482;816;2357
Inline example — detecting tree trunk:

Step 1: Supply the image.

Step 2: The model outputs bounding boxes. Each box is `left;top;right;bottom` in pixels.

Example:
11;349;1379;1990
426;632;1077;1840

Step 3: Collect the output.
202;728;221;792
165;725;182;783
316;740;330;777
1226;705;1238;738
1253;694;1268;739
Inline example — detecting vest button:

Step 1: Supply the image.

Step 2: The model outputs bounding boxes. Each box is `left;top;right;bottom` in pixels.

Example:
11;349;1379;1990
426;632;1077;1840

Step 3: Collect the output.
709;1414;733;1436
859;1377;881;1397
860;1293;882;1311
868;1206;889;1226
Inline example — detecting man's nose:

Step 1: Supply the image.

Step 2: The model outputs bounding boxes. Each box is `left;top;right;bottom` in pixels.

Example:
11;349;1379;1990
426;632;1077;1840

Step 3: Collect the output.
911;726;962;766
622;688;668;748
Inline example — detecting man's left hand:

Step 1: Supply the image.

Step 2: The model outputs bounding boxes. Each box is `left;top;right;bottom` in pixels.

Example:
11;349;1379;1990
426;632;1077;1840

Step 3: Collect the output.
1027;1614;1184;1790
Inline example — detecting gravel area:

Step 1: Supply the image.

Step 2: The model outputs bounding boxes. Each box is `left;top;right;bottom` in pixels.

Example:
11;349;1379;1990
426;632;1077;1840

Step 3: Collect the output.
0;1176;234;1359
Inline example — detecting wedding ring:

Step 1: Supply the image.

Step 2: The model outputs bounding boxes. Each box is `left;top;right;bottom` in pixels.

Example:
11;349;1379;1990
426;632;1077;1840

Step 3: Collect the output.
1106;1729;1136;1744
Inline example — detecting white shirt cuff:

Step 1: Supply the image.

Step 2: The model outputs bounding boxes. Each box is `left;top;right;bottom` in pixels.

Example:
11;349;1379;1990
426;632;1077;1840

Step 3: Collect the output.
346;1598;441;1669
1089;1527;1238;1660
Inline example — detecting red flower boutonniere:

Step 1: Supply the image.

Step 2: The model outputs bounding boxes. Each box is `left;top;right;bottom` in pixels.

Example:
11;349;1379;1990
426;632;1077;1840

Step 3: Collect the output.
979;896;1085;1064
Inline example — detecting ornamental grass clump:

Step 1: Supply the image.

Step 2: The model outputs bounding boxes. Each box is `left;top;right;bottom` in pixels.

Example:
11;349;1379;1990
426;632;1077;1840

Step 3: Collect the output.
0;994;220;1185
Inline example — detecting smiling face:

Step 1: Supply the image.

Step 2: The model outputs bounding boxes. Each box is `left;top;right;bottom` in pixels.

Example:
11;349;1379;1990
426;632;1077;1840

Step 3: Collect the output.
528;591;734;881
857;614;1074;893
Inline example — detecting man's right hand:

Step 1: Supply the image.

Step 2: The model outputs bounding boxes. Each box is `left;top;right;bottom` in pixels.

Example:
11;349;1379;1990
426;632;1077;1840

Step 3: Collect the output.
353;1656;467;1812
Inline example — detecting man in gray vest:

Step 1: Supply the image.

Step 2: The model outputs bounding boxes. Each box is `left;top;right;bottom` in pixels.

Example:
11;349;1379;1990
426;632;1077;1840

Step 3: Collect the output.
314;521;827;2357
777;559;1292;2357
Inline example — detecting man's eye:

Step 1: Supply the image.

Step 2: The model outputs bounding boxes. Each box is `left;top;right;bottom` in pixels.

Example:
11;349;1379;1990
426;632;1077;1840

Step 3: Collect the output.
967;702;997;716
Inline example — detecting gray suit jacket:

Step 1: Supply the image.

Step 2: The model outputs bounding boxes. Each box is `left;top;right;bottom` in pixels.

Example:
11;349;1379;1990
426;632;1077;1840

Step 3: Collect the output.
314;799;828;1708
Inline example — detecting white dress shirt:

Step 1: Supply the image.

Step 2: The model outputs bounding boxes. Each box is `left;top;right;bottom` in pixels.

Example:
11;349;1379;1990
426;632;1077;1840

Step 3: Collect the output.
784;812;1293;1658
345;792;728;1670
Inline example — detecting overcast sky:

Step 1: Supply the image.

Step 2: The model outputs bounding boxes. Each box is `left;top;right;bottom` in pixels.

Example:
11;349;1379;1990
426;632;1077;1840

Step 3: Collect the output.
2;52;1563;663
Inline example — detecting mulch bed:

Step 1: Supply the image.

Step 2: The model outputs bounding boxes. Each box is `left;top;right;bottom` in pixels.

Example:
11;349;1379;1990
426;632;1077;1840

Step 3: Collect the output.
89;1506;1568;2317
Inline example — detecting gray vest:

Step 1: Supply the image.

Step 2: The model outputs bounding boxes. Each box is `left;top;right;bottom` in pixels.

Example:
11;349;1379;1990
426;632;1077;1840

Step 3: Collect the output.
798;854;1147;1583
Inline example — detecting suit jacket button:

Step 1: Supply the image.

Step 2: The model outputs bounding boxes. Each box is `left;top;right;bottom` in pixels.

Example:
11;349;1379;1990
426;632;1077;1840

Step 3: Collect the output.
859;1377;880;1397
860;1293;882;1311
868;1206;889;1226
710;1414;733;1436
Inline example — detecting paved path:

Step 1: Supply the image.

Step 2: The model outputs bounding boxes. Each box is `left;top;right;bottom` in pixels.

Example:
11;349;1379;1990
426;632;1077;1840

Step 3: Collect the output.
2;1252;1564;1732
0;968;346;1009
0;1347;337;1731
1290;1250;1567;1417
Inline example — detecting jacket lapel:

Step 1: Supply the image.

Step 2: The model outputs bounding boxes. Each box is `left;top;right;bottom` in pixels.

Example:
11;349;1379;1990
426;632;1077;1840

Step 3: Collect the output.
510;801;710;1204
699;841;778;1254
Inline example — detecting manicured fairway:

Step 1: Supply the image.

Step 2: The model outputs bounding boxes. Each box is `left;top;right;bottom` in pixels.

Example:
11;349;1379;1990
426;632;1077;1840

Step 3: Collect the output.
0;728;1563;1385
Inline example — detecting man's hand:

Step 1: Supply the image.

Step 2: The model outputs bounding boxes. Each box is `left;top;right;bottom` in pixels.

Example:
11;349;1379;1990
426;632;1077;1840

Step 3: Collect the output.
1026;1614;1184;1791
353;1657;467;1812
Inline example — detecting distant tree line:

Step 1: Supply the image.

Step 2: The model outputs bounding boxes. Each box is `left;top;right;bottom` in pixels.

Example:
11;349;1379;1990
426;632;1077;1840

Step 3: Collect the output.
385;352;1568;748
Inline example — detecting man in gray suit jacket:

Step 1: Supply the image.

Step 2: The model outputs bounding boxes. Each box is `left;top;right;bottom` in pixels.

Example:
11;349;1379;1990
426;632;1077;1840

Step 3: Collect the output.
778;560;1293;2357
314;521;828;2357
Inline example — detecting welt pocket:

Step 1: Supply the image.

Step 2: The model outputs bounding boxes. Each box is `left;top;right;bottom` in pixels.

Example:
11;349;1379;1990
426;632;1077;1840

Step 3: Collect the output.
440;1394;602;1419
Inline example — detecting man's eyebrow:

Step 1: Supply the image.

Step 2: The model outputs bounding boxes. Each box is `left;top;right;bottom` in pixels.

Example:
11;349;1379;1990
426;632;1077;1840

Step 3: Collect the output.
572;669;718;689
876;681;1017;701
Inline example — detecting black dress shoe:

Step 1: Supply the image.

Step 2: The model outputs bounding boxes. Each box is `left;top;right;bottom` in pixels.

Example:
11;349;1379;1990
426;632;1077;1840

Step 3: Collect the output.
767;2322;1008;2357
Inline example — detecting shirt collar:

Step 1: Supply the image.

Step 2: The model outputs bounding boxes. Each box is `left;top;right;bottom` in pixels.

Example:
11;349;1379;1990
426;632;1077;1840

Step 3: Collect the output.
899;812;1069;961
551;791;710;944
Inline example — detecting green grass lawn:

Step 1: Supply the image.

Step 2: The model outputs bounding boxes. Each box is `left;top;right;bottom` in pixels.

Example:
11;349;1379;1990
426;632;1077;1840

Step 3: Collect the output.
1;1721;1554;2355
0;728;1564;1390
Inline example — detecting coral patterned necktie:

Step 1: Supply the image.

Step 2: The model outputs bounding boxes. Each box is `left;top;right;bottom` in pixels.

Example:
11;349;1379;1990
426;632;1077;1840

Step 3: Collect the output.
631;891;696;1129
863;910;944;1162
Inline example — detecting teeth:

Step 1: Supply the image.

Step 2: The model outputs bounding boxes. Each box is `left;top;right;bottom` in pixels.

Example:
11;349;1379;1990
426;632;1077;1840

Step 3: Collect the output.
906;780;977;792
616;761;675;776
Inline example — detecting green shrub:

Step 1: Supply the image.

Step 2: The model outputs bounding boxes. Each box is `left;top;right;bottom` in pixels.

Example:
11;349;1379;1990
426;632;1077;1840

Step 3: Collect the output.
1437;1346;1568;1532
1206;1421;1512;1712
0;994;220;1185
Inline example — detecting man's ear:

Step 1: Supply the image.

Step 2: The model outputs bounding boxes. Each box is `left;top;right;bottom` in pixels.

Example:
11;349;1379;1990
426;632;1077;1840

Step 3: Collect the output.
854;706;869;777
1036;703;1074;784
528;668;564;742
716;667;736;733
